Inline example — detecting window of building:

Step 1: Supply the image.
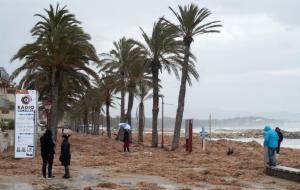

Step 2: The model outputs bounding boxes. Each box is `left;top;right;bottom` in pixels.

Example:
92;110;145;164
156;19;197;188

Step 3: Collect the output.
1;110;9;114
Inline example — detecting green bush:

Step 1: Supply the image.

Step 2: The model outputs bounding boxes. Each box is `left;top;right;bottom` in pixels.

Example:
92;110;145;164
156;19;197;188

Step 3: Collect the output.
8;120;14;130
0;121;5;132
0;120;14;131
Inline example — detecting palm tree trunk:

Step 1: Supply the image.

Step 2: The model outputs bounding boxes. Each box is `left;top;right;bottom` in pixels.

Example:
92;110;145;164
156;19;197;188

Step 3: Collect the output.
96;109;100;135
83;109;88;133
97;108;100;135
120;77;126;122
106;102;111;138
91;108;95;134
120;72;126;123
152;64;159;147
126;89;134;125
138;102;144;143
50;68;59;141
171;42;191;150
50;85;59;140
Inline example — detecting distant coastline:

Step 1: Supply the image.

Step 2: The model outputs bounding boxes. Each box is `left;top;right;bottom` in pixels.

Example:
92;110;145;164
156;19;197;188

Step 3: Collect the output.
131;116;300;131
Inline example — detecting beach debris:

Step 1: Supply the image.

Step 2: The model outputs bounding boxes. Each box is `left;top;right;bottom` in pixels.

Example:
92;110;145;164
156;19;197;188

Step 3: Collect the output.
1;133;300;189
143;151;153;156
227;147;234;155
135;181;166;190
96;182;120;189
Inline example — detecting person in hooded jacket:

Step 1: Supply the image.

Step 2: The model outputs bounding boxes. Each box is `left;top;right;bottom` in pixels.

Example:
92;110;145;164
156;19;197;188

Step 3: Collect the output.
263;126;279;166
275;127;283;154
60;134;71;178
40;129;55;179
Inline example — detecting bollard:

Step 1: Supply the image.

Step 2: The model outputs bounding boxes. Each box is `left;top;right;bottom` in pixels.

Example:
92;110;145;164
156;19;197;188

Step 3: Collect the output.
185;119;193;153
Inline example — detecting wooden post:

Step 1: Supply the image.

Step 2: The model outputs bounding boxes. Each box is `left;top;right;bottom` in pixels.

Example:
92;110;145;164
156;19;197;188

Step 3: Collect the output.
189;121;192;152
185;119;193;153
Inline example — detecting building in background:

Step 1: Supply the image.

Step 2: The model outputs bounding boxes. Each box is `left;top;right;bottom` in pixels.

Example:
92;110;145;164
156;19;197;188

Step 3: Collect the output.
0;67;16;124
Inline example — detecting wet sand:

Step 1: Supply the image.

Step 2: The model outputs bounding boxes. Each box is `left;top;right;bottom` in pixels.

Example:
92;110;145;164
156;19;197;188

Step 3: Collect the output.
0;133;300;189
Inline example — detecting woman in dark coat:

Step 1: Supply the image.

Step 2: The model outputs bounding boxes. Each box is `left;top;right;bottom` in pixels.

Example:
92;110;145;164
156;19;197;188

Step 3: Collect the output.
40;129;55;178
60;134;71;178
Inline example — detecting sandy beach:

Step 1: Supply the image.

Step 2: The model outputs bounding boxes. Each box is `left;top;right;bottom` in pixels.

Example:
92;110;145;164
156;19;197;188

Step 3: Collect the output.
0;132;300;189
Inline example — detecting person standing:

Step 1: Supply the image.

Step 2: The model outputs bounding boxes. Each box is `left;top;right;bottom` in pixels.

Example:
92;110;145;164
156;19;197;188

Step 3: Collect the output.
263;126;279;167
60;134;71;178
275;127;283;154
123;129;130;152
40;129;55;179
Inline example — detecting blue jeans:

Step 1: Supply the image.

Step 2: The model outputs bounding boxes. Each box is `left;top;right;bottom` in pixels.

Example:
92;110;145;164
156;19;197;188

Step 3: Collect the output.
268;148;276;166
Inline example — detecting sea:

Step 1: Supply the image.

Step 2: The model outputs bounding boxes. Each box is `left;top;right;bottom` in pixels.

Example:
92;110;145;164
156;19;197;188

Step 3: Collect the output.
192;124;300;149
225;138;300;149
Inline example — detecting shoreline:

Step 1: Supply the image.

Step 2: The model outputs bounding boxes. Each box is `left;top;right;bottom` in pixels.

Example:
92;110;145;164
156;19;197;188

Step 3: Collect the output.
141;128;300;149
142;128;300;139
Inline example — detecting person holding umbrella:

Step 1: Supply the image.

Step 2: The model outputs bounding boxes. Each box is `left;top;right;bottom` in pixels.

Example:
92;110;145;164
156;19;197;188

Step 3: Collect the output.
119;123;131;152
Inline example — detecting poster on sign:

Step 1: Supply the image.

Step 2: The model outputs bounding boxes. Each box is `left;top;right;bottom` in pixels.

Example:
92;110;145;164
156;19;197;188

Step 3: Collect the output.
14;90;38;158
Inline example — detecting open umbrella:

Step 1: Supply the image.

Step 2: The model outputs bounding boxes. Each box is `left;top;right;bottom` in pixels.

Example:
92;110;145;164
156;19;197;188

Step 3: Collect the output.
118;123;131;130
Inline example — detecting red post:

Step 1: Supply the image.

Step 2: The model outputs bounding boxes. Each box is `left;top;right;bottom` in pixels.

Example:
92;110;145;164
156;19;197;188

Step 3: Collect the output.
185;119;193;153
189;121;193;152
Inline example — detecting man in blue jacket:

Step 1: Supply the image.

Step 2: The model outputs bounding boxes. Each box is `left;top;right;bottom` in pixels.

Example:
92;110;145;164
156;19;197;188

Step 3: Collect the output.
264;126;279;166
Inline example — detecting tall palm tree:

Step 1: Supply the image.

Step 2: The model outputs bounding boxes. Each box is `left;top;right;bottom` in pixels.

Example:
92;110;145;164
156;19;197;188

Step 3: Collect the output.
10;4;99;139
135;82;152;143
137;19;181;147
100;37;147;125
125;50;150;126
164;4;222;150
98;75;118;138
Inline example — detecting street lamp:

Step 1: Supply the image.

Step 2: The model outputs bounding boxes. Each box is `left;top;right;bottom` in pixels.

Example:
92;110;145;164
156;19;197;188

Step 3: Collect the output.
158;94;164;148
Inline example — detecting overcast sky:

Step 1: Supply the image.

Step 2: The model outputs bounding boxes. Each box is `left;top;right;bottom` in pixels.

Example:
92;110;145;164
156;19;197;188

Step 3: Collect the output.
1;0;300;119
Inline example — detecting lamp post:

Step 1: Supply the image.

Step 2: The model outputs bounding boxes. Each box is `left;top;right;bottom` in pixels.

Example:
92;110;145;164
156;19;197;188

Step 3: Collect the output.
158;94;164;148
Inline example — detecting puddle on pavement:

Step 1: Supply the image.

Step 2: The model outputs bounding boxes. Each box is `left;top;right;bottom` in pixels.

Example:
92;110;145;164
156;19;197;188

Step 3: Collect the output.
0;167;291;190
0;168;201;190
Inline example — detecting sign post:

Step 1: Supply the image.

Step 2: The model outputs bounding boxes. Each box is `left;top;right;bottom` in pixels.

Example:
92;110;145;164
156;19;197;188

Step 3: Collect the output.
201;126;206;151
14;90;38;158
185;119;193;153
209;114;212;141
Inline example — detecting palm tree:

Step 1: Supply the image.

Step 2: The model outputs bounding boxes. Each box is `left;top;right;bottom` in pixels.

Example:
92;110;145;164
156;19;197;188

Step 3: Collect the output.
125;50;150;126
100;37;132;123
68;86;104;134
164;4;222;150
10;4;99;139
135;82;152;143
137;19;181;147
98;75;118;138
100;37;147;125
